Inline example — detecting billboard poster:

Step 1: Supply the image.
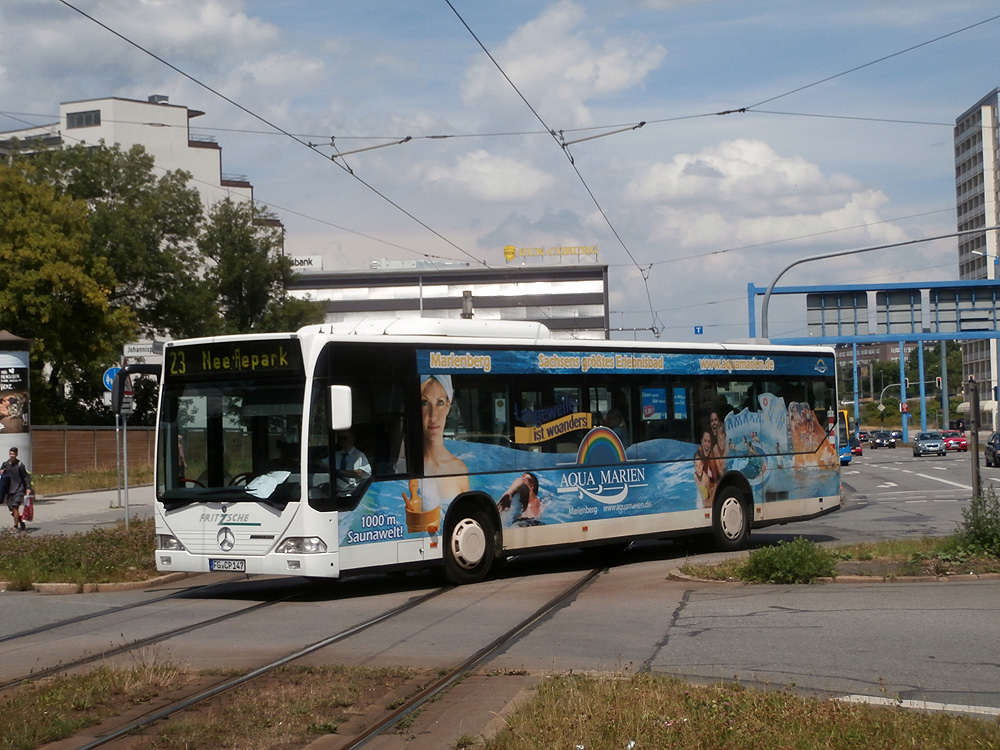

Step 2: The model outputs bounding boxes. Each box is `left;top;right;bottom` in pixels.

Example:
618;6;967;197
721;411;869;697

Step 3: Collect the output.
0;349;30;466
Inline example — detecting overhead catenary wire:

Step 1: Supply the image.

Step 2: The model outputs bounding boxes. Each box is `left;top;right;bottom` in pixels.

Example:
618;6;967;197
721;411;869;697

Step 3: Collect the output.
0;108;459;266
444;0;660;335
38;3;1000;341
742;12;1000;111
53;0;489;269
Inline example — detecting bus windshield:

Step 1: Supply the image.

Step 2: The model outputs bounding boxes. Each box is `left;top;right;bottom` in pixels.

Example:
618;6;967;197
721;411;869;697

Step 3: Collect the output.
156;377;310;508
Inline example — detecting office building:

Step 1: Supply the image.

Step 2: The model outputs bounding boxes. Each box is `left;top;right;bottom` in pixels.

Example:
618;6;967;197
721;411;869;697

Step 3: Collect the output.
0;95;253;208
288;260;610;339
955;88;1000;429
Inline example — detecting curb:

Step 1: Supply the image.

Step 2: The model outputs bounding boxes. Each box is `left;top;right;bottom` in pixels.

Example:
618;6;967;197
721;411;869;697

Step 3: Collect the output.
0;572;189;595
669;569;1000;584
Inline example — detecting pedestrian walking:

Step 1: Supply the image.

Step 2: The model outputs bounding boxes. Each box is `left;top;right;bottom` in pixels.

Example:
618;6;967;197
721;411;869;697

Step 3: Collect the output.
4;446;31;531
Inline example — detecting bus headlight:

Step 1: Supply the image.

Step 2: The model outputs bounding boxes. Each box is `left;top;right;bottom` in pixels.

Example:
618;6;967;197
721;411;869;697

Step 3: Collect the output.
156;534;186;551
276;537;328;554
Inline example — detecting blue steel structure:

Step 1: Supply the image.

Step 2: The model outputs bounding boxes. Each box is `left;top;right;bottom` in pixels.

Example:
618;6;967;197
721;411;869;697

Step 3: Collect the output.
747;280;1000;443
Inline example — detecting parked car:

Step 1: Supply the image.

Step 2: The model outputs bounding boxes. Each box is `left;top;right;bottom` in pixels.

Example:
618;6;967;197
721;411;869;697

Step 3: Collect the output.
871;431;896;449
850;436;863;456
912;431;946;457
985;432;1000;467
941;430;968;452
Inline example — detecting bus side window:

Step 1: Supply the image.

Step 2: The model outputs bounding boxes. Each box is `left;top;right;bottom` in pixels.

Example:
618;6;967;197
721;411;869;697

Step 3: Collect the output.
373;383;408;476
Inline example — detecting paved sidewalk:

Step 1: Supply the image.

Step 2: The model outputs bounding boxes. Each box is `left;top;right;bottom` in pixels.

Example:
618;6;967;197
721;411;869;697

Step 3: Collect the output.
15;485;154;537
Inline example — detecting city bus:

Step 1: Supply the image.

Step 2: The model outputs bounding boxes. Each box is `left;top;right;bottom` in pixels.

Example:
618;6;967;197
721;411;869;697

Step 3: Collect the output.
152;319;842;584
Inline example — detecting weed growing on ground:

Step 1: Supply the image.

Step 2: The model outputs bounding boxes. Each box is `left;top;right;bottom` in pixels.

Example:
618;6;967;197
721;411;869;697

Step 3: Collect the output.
737;537;837;583
956;485;1000;556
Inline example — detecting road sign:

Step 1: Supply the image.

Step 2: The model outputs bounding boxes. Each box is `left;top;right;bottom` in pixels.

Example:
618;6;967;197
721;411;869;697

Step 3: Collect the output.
123;342;163;357
103;366;121;391
120;357;134;397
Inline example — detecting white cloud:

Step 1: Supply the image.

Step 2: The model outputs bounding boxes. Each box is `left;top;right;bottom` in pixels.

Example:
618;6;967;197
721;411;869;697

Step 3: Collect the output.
627;138;908;250
418;150;556;201
462;0;666;127
0;0;321;115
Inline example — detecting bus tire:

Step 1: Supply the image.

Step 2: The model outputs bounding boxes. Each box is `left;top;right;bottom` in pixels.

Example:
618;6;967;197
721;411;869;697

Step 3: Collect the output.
712;485;749;551
444;507;495;585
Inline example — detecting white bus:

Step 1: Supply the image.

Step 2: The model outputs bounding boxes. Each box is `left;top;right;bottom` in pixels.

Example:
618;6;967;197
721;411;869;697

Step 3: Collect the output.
152;319;841;584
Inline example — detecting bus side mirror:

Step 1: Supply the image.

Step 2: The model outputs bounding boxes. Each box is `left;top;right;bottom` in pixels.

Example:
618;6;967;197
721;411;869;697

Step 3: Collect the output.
112;363;160;415
330;385;353;430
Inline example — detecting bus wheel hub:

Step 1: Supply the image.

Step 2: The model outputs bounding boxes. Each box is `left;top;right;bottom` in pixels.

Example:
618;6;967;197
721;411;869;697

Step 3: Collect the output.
451;517;486;569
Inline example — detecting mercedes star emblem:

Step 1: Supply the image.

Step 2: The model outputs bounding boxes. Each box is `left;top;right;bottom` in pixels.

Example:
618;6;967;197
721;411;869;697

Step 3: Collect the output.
217;527;236;552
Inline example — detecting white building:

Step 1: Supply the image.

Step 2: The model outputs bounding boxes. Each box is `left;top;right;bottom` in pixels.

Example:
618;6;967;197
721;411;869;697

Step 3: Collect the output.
955;88;1000;429
0;95;253;209
288;260;611;340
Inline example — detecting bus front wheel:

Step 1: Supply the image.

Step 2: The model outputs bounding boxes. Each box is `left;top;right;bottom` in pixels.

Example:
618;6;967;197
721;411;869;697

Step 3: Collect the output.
444;508;495;585
712;486;749;551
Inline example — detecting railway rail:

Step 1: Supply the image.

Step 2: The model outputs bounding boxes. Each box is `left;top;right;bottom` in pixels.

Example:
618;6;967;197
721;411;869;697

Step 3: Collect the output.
10;567;604;749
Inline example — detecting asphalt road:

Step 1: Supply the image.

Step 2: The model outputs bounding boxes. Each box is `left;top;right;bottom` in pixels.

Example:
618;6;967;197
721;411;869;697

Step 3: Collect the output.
7;452;999;719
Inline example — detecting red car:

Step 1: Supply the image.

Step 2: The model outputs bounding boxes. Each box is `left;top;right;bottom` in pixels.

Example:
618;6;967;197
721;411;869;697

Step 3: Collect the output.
941;430;968;452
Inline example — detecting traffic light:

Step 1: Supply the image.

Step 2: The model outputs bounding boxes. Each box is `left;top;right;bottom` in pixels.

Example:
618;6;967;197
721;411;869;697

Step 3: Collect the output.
904;378;909;388
936;376;942;388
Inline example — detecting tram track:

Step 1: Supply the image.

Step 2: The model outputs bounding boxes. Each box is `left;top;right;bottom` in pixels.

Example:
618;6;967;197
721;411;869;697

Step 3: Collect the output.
0;596;290;692
50;567;603;750
0;575;246;646
0;573;401;693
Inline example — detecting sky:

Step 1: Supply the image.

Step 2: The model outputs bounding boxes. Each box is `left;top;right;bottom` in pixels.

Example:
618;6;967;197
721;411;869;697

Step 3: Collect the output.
2;0;999;343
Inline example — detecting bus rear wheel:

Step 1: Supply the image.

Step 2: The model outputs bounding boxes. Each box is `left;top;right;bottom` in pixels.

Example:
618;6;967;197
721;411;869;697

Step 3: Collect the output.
712;486;749;551
444;508;495;585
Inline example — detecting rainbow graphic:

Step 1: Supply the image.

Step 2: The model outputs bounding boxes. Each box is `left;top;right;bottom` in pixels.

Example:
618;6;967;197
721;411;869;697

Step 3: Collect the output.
576;427;627;465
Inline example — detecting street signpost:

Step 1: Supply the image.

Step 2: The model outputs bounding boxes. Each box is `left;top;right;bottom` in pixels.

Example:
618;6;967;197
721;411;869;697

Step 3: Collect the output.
103;367;120;391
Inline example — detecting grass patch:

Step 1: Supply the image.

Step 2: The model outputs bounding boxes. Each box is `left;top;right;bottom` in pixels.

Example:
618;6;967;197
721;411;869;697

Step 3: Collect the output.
680;489;1000;583
33;465;153;496
483;673;1000;750
0;517;157;586
6;664;1000;750
121;664;413;750
0;657;188;750
0;662;413;750
680;536;1000;582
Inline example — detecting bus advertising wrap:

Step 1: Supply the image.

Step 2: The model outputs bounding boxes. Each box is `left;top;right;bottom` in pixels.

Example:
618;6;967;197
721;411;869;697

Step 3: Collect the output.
337;348;839;550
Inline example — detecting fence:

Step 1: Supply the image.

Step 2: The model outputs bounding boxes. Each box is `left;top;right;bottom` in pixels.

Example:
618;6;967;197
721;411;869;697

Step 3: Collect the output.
31;425;154;475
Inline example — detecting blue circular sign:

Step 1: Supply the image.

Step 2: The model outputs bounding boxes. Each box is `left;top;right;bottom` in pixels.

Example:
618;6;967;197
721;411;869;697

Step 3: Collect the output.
103;366;121;391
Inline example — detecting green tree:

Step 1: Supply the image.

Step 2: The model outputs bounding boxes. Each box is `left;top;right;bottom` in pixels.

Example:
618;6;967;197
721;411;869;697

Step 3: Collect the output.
0;162;136;423
199;198;325;333
905;342;963;397
21;143;212;338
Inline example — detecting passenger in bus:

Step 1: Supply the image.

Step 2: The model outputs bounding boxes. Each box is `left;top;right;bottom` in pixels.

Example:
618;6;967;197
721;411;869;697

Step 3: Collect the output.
420;374;470;507
694;430;720;508
604;409;629;448
497;471;543;525
333;430;371;489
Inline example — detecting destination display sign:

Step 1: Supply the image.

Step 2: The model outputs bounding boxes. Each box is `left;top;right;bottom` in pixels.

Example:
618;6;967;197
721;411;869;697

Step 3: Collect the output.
167;339;303;379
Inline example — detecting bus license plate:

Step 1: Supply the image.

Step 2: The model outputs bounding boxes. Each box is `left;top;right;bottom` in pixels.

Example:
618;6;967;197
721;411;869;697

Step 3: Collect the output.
210;558;246;572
